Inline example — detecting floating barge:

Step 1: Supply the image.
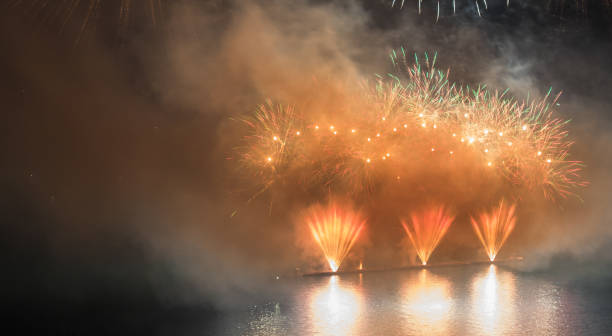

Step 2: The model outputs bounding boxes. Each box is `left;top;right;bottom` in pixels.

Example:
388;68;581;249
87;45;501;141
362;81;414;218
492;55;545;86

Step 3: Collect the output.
303;256;523;277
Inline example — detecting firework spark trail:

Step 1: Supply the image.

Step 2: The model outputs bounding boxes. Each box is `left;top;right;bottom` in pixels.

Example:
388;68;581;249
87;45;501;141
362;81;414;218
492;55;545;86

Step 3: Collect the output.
388;0;603;19
7;0;165;44
471;199;517;261
402;205;455;265
235;102;304;203
389;0;505;19
306;204;365;272
236;51;585;203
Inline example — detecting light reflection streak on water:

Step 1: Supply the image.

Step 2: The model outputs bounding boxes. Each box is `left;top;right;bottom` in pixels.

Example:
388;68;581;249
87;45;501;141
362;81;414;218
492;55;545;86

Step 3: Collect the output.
402;269;453;335
244;266;575;335
309;275;363;336
470;264;516;335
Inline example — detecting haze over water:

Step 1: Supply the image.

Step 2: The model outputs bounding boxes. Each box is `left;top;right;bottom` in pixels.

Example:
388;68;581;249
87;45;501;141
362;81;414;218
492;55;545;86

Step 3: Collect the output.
206;265;612;335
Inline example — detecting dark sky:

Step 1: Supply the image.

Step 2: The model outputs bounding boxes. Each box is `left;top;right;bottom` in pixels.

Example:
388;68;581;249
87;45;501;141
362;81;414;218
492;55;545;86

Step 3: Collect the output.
1;1;611;330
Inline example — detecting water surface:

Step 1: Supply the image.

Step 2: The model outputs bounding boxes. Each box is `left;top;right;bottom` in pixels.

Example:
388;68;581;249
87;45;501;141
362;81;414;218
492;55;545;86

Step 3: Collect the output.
212;264;611;335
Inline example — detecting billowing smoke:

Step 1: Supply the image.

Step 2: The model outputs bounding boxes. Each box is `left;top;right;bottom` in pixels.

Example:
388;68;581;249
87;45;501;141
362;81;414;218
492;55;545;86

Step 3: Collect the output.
1;0;611;311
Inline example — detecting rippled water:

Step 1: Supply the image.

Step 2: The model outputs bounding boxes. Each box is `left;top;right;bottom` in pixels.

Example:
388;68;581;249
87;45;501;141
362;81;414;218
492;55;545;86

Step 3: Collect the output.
211;265;612;335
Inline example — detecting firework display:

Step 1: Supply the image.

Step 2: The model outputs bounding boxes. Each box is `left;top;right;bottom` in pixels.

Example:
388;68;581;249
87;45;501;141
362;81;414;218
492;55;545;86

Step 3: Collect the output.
237;51;584;202
306;203;366;272
234;50;585;269
471;199;517;261
402;205;455;265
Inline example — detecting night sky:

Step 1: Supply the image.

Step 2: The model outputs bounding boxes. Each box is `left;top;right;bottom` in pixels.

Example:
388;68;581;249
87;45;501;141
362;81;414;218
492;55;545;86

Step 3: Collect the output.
1;1;611;334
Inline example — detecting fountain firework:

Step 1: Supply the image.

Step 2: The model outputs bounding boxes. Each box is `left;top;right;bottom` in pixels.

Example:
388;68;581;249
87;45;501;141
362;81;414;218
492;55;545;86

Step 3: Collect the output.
471;199;517;261
401;205;455;265
306;203;365;272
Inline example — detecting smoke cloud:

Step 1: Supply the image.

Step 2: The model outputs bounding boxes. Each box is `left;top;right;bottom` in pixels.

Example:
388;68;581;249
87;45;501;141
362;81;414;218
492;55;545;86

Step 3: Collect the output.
1;0;611;312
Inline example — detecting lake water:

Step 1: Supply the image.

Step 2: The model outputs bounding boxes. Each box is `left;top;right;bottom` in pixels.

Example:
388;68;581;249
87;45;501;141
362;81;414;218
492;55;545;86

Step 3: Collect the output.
206;264;612;335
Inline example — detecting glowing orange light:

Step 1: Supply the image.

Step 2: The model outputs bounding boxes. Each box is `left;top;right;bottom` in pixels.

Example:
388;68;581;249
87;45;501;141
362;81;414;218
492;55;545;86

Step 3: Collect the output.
237;57;586;205
402;205;455;266
308;204;365;272
471;200;516;262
